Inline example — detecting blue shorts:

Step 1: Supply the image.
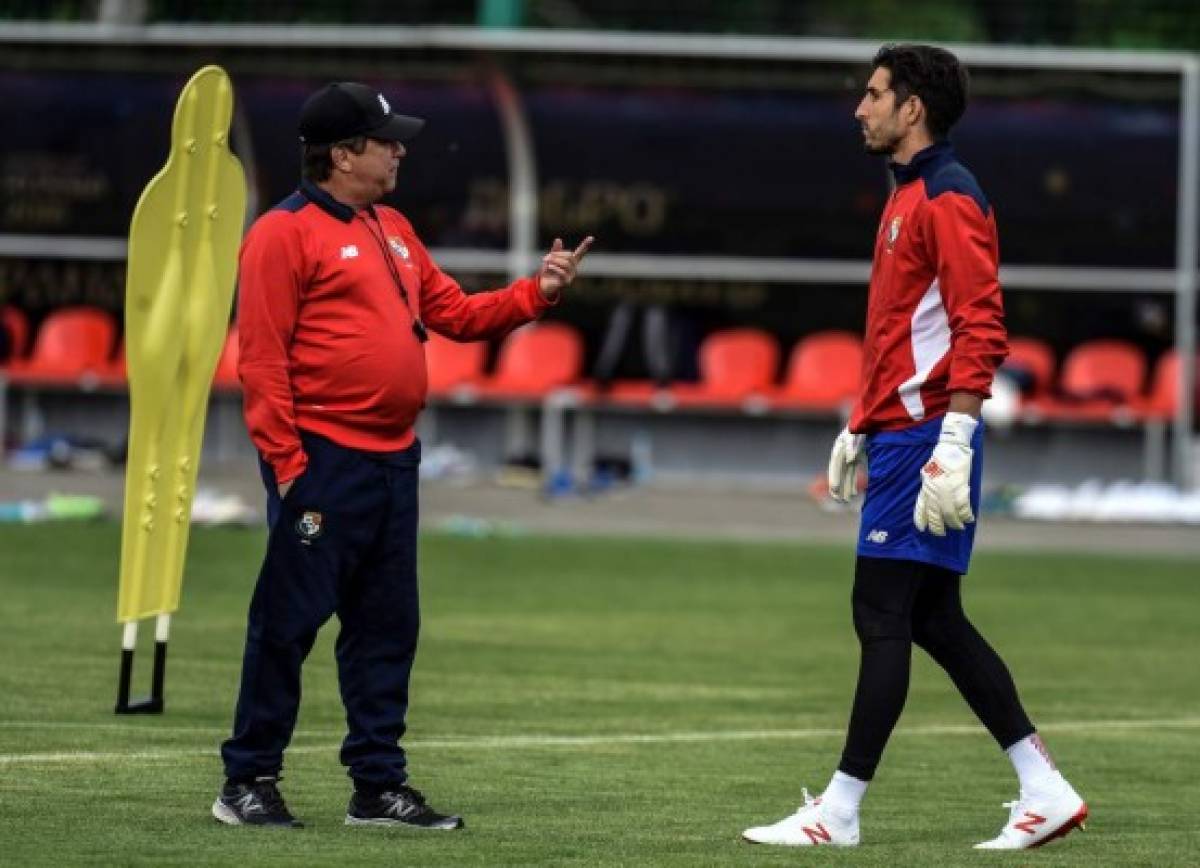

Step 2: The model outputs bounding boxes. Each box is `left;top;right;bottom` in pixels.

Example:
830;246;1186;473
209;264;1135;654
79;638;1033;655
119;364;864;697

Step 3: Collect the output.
856;415;984;575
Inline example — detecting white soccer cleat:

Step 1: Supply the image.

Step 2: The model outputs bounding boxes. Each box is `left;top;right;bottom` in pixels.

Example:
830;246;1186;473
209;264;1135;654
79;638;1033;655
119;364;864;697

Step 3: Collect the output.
973;780;1088;850
741;789;859;847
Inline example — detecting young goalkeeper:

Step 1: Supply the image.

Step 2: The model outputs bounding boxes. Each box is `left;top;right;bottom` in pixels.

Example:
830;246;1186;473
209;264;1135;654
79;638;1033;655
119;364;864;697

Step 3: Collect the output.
742;44;1087;851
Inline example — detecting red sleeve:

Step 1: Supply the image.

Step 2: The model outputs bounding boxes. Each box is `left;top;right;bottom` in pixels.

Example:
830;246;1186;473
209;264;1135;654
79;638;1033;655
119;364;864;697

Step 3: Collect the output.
236;213;309;484
405;226;554;341
926;193;1008;398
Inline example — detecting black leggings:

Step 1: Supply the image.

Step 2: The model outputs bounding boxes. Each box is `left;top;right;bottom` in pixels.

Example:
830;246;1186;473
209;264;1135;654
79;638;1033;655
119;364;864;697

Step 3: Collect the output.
837;556;1035;781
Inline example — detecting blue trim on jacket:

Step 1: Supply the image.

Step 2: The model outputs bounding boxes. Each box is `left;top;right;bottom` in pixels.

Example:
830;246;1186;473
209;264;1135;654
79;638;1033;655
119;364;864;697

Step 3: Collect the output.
269;179;357;222
890;140;990;218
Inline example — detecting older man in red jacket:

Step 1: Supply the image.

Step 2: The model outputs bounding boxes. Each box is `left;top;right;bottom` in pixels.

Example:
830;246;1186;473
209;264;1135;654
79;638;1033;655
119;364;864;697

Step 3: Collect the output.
214;81;591;830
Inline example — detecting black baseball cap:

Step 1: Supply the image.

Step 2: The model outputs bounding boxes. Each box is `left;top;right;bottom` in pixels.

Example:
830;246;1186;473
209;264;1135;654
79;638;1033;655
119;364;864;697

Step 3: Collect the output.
298;82;425;146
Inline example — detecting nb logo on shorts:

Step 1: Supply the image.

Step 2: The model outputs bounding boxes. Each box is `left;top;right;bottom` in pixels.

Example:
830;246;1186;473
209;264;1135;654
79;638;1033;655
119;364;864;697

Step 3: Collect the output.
340;245;359;260
866;529;889;544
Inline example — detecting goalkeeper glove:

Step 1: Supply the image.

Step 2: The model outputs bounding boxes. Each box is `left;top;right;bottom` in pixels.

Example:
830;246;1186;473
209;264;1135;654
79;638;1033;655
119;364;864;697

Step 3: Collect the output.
914;412;978;536
827;426;866;502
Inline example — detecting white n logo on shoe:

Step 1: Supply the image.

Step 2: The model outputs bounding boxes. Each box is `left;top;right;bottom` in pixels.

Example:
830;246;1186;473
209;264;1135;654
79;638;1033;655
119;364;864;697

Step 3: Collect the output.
235;793;264;814
384;795;422;820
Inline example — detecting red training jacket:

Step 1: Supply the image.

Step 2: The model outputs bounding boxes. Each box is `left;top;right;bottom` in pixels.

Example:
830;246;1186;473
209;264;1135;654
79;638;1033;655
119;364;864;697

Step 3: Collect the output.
238;180;553;483
849;141;1008;433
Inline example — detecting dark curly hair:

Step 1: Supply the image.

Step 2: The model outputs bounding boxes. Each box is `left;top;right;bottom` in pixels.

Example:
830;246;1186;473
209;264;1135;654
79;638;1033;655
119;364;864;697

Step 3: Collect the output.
872;44;969;139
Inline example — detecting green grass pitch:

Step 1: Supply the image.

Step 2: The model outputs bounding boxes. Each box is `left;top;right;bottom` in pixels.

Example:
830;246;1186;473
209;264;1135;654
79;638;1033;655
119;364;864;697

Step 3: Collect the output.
0;523;1197;866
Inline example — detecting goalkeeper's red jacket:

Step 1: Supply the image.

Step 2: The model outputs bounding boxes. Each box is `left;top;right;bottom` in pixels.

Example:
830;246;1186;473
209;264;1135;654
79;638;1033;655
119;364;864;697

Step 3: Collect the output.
237;180;551;484
849;141;1008;433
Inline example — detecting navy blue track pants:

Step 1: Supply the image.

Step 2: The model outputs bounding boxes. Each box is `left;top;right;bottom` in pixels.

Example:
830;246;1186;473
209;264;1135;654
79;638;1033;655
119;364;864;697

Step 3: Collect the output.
221;431;421;789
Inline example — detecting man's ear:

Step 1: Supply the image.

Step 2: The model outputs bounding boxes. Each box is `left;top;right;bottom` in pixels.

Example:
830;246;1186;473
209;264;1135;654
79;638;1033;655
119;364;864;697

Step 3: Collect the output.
332;145;351;174
903;95;925;130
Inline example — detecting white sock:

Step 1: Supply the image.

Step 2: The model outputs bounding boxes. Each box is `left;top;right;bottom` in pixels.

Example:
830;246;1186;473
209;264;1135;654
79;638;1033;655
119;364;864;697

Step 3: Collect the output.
1007;733;1063;795
821;770;867;817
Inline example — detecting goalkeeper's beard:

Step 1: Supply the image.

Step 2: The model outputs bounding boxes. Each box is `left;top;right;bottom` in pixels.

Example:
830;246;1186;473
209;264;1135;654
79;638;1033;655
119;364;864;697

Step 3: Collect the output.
864;130;902;156
861;115;904;156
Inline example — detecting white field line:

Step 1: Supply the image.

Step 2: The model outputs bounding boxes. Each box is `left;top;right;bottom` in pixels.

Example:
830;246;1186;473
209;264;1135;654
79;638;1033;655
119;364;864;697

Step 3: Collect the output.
0;716;1198;766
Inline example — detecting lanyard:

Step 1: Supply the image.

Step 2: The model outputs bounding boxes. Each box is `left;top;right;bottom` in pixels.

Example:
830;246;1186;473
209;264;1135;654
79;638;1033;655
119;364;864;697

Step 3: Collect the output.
358;207;428;343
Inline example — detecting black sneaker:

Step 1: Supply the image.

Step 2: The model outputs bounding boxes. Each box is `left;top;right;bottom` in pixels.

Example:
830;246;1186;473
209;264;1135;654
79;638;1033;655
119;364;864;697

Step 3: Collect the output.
345;784;464;830
212;776;303;827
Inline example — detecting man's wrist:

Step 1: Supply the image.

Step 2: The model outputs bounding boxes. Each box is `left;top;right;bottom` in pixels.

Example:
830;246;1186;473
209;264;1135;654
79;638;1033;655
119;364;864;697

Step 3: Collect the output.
533;273;561;305
947;391;983;418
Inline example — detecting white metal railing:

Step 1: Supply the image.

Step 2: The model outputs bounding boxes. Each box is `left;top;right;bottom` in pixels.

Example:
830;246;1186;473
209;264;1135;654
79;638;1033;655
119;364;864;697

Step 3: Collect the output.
0;235;1190;293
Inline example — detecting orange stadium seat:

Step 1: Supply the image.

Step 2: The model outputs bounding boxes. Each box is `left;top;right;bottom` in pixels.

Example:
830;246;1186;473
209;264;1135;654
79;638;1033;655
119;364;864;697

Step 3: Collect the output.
605;328;780;411
5;306;118;387
770;330;862;412
424;331;487;398
1003;336;1056;399
1061;339;1145;400
1032;338;1146;424
474;321;584;400
679;328;779;403
1135;349;1200;421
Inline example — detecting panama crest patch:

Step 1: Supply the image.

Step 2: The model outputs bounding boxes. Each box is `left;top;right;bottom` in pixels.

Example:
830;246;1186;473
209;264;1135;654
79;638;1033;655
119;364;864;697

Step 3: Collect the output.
388;236;410;260
296;510;324;543
886;216;902;252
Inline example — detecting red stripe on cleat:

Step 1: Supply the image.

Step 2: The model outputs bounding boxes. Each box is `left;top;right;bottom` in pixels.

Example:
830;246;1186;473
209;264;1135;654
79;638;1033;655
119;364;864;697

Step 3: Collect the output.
1029;803;1089;849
